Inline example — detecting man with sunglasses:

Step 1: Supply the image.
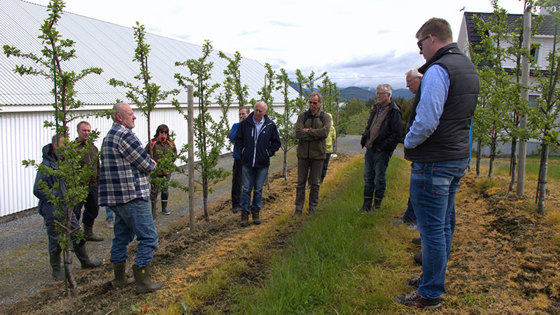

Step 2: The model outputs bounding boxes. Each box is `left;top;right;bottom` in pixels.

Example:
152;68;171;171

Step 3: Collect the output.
294;92;332;215
359;84;402;212
395;18;479;309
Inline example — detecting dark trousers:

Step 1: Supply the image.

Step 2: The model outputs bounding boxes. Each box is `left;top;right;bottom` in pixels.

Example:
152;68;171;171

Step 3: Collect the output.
44;210;82;255
321;153;332;180
402;198;416;223
73;185;99;227
231;158;243;208
295;158;324;211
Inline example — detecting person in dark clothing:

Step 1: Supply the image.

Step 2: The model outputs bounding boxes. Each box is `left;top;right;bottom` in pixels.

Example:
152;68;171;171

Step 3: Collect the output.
34;134;101;281
234;101;281;227
72;121;103;241
395;18;479;310
229;107;250;213
359;83;402;212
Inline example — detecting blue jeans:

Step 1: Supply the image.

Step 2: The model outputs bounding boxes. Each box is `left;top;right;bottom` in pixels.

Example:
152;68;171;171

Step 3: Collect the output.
410;158;468;299
401;198;416;223
240;165;268;213
105;207;114;221
110;199;158;268
363;149;391;200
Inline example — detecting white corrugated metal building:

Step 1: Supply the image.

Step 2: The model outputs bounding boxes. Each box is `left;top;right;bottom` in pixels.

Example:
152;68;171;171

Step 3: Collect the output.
0;0;299;217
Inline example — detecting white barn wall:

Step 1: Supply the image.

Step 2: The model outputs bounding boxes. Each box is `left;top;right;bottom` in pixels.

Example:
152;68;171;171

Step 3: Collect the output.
0;102;291;217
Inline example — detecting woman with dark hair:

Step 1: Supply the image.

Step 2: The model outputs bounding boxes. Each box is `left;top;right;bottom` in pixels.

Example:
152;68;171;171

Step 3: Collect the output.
145;124;177;217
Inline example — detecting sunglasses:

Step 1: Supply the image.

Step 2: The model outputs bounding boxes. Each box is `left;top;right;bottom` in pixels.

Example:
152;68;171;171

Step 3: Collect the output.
309;101;318;105
417;35;430;50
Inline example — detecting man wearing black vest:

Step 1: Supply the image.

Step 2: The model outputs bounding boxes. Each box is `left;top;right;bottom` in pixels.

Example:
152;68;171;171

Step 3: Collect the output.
395;18;479;309
293;92;332;215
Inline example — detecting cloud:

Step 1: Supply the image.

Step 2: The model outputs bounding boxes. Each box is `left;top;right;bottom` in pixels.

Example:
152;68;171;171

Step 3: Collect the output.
269;20;297;28
377;29;391;35
238;30;259;36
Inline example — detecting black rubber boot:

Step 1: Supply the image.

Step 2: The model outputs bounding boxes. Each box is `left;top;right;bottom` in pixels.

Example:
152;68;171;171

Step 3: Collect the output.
84;224;104;242
252;211;261;225
74;245;102;269
240;211;249;227
133;264;164;294
113;263;134;288
373;198;383;211
358;197;373;212
49;252;64;281
293;209;303;216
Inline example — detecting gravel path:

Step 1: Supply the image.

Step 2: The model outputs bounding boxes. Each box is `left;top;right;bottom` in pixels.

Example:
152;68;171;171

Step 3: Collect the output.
0;135;364;306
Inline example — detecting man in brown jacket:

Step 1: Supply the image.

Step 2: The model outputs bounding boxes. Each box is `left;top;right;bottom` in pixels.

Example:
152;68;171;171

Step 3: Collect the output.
73;121;103;241
294;92;332;215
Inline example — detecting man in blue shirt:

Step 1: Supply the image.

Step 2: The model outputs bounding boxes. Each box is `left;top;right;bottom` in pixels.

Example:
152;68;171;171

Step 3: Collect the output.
229;107;250;213
395;18;479;309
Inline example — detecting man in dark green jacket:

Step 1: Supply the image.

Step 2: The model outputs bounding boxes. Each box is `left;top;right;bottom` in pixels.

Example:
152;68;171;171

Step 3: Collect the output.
294;92;332;215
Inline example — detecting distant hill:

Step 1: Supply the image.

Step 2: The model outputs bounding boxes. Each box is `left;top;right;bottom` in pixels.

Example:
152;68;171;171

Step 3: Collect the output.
288;84;414;102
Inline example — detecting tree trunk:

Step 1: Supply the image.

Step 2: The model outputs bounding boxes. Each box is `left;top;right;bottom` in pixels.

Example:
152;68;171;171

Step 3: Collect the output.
508;139;518;191
203;176;209;221
64;206;77;295
537;142;549;214
488;140;496;178
283;149;288;180
476;139;482;177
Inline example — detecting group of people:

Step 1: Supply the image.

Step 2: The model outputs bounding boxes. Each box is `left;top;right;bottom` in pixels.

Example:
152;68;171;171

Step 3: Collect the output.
34;104;174;294
229;93;336;226
33;16;478;308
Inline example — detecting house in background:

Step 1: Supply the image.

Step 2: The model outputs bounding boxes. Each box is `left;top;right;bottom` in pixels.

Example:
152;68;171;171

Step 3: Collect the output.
457;9;559;157
0;0;299;217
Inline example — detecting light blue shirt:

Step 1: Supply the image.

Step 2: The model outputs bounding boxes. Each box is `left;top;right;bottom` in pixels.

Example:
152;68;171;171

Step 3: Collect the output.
404;64;450;149
253;116;264;136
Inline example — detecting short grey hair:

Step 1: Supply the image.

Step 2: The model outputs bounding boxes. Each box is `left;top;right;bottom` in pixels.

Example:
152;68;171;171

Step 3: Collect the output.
255;101;268;112
112;102;128;121
406;68;422;79
51;133;65;145
309;91;323;103
376;83;392;96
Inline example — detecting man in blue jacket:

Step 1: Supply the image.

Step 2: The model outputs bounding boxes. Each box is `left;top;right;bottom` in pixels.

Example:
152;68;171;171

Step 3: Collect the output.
229;107;250;213
234;101;281;227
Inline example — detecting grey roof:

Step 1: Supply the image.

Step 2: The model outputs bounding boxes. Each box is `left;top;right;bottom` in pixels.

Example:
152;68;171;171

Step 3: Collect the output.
0;0;297;106
463;11;557;52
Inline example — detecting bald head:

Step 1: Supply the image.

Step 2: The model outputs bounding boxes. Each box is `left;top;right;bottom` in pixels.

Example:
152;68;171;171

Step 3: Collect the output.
113;103;136;129
253;101;267;123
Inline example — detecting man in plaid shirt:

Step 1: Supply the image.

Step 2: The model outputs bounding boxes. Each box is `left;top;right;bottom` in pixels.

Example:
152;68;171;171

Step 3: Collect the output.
99;103;163;294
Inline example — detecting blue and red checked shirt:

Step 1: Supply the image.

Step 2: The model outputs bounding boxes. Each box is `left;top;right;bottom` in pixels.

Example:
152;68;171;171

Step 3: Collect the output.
99;122;156;206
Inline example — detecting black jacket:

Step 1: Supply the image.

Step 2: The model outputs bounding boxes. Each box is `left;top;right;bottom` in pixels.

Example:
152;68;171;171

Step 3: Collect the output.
33;144;65;220
360;101;402;153
234;112;281;168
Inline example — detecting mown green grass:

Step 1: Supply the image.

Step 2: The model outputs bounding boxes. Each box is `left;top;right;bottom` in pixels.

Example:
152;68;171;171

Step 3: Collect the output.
231;156;416;314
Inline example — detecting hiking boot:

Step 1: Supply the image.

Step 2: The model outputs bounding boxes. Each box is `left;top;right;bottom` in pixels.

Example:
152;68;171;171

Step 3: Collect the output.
84;224;104;242
49;252;64;281
406;274;422;288
373;198;382;211
252;211;261;225
132;264;164;294
240;211;249;227
395;291;440;309
161;201;170;215
113;263;134;288
411;237;421;245
231;206;241;214
358;198;372;212
293;209;303;217
74;245;102;269
413;251;422;265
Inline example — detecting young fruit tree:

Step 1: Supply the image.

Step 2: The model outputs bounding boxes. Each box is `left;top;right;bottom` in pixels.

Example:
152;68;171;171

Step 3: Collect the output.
4;0;102;293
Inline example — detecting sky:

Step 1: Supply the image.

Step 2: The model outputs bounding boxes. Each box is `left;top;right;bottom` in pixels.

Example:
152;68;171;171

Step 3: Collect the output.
28;0;528;90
